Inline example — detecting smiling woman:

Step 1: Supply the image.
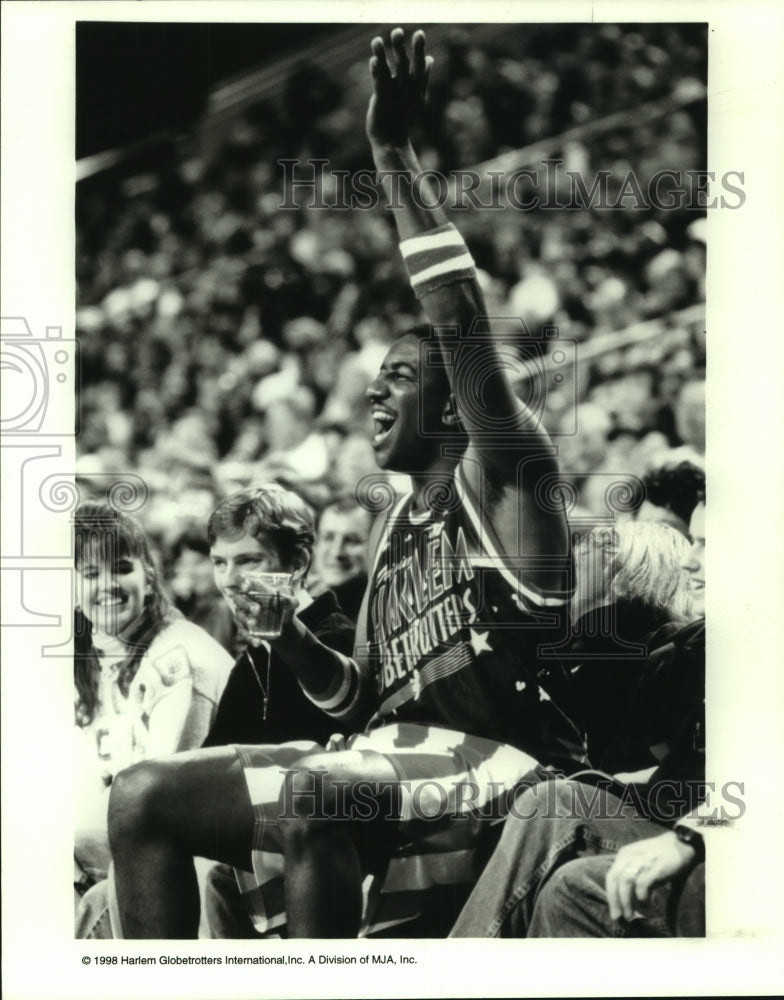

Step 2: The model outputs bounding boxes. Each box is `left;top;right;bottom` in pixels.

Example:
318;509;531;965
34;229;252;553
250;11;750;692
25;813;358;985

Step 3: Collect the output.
73;501;233;895
78;553;150;637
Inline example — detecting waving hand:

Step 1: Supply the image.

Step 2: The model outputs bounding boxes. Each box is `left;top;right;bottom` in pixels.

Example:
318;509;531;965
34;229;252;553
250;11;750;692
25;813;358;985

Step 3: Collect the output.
366;28;433;150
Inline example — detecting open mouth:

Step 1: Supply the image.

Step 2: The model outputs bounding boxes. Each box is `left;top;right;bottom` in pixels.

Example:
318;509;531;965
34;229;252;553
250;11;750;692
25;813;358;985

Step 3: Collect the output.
96;596;128;609
371;408;397;447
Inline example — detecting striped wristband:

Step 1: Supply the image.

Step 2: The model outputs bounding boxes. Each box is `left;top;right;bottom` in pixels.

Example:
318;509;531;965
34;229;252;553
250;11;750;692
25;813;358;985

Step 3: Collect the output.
400;223;476;299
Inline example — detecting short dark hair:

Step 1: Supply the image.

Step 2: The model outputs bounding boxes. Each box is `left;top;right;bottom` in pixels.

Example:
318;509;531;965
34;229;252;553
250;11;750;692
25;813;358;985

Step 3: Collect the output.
207;484;315;570
172;529;211;560
643;461;706;524
398;323;451;399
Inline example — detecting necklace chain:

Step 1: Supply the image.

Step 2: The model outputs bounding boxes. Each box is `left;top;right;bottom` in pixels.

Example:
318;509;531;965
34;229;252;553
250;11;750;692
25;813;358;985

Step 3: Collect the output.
248;647;271;721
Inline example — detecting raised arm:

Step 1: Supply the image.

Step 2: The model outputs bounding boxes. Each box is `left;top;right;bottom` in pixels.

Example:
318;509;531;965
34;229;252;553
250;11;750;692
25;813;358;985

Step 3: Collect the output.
367;29;554;471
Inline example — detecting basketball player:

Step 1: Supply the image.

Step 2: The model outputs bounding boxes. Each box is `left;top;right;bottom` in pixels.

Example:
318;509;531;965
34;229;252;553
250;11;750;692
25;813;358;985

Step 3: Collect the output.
108;28;581;939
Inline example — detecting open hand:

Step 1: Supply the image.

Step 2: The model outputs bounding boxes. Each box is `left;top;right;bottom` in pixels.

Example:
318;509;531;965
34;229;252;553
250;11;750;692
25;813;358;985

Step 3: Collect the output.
366;28;433;149
606;831;699;922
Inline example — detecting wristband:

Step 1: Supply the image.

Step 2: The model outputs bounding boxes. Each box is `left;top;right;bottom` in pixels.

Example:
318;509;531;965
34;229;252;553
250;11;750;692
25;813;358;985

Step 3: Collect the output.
674;823;705;862
400;223;476;298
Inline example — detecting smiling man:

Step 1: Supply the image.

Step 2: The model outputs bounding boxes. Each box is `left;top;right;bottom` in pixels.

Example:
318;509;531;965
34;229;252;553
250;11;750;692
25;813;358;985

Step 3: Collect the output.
108;28;582;940
310;498;372;622
201;485;355;749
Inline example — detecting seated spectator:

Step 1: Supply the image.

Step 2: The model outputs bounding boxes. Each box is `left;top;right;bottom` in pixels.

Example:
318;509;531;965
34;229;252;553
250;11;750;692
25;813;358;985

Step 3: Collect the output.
308;496;372;622
202;484;355;749
77;486;357;939
565;519;694;773
169;529;239;656
200;484;357;938
450;776;707;937
636;459;706;537
451;498;706;938
73;502;233;914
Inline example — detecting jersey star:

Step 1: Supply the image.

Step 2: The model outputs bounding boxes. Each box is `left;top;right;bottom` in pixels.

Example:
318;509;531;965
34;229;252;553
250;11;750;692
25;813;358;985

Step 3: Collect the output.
469;628;492;656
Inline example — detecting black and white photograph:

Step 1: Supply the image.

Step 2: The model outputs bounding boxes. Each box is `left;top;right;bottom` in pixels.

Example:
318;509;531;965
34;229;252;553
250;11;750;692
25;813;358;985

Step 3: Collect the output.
2;2;783;998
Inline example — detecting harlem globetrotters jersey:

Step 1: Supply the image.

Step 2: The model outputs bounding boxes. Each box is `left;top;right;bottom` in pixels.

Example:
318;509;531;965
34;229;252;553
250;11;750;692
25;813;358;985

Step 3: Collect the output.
362;465;584;762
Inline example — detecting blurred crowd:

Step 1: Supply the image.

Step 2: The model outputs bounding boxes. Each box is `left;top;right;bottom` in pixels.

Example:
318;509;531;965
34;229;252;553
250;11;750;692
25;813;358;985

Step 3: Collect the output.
75;22;707;599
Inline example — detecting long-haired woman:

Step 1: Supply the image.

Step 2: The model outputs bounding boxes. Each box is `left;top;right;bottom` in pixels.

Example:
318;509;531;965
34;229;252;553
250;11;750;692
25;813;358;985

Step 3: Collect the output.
73;501;232;889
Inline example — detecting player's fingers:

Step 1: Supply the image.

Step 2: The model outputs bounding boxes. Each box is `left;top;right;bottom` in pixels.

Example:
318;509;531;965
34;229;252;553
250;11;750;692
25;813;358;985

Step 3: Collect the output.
412;29;426;84
370;36;392;82
390;27;410;78
422;56;434;99
369;56;389;90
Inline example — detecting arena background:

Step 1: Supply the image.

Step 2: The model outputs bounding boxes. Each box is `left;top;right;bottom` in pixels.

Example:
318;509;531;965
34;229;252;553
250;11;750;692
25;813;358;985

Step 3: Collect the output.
75;20;707;582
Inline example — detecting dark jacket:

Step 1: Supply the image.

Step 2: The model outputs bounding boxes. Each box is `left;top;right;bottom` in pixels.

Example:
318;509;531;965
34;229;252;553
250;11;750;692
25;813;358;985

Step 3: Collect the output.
621;618;705;770
567;599;684;771
329;573;367;625
202;590;355;748
570;615;705;824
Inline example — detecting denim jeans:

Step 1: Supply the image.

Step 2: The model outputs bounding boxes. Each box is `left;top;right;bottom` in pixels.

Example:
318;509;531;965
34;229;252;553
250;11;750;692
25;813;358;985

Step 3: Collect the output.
526;851;705;937
75;858;219;939
450;779;704;937
75;879;113;939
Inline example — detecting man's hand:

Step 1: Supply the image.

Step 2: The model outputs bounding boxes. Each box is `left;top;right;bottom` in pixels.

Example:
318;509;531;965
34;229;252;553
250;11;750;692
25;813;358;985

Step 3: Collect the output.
232;586;299;649
366;27;433;150
606;831;699;922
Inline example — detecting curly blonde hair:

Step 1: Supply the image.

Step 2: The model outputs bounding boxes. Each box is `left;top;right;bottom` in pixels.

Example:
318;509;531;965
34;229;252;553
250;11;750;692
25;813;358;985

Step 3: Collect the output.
576;519;693;621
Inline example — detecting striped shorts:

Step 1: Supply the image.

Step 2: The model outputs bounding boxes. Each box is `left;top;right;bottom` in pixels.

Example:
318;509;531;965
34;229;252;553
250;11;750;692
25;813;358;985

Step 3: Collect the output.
232;723;539;937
